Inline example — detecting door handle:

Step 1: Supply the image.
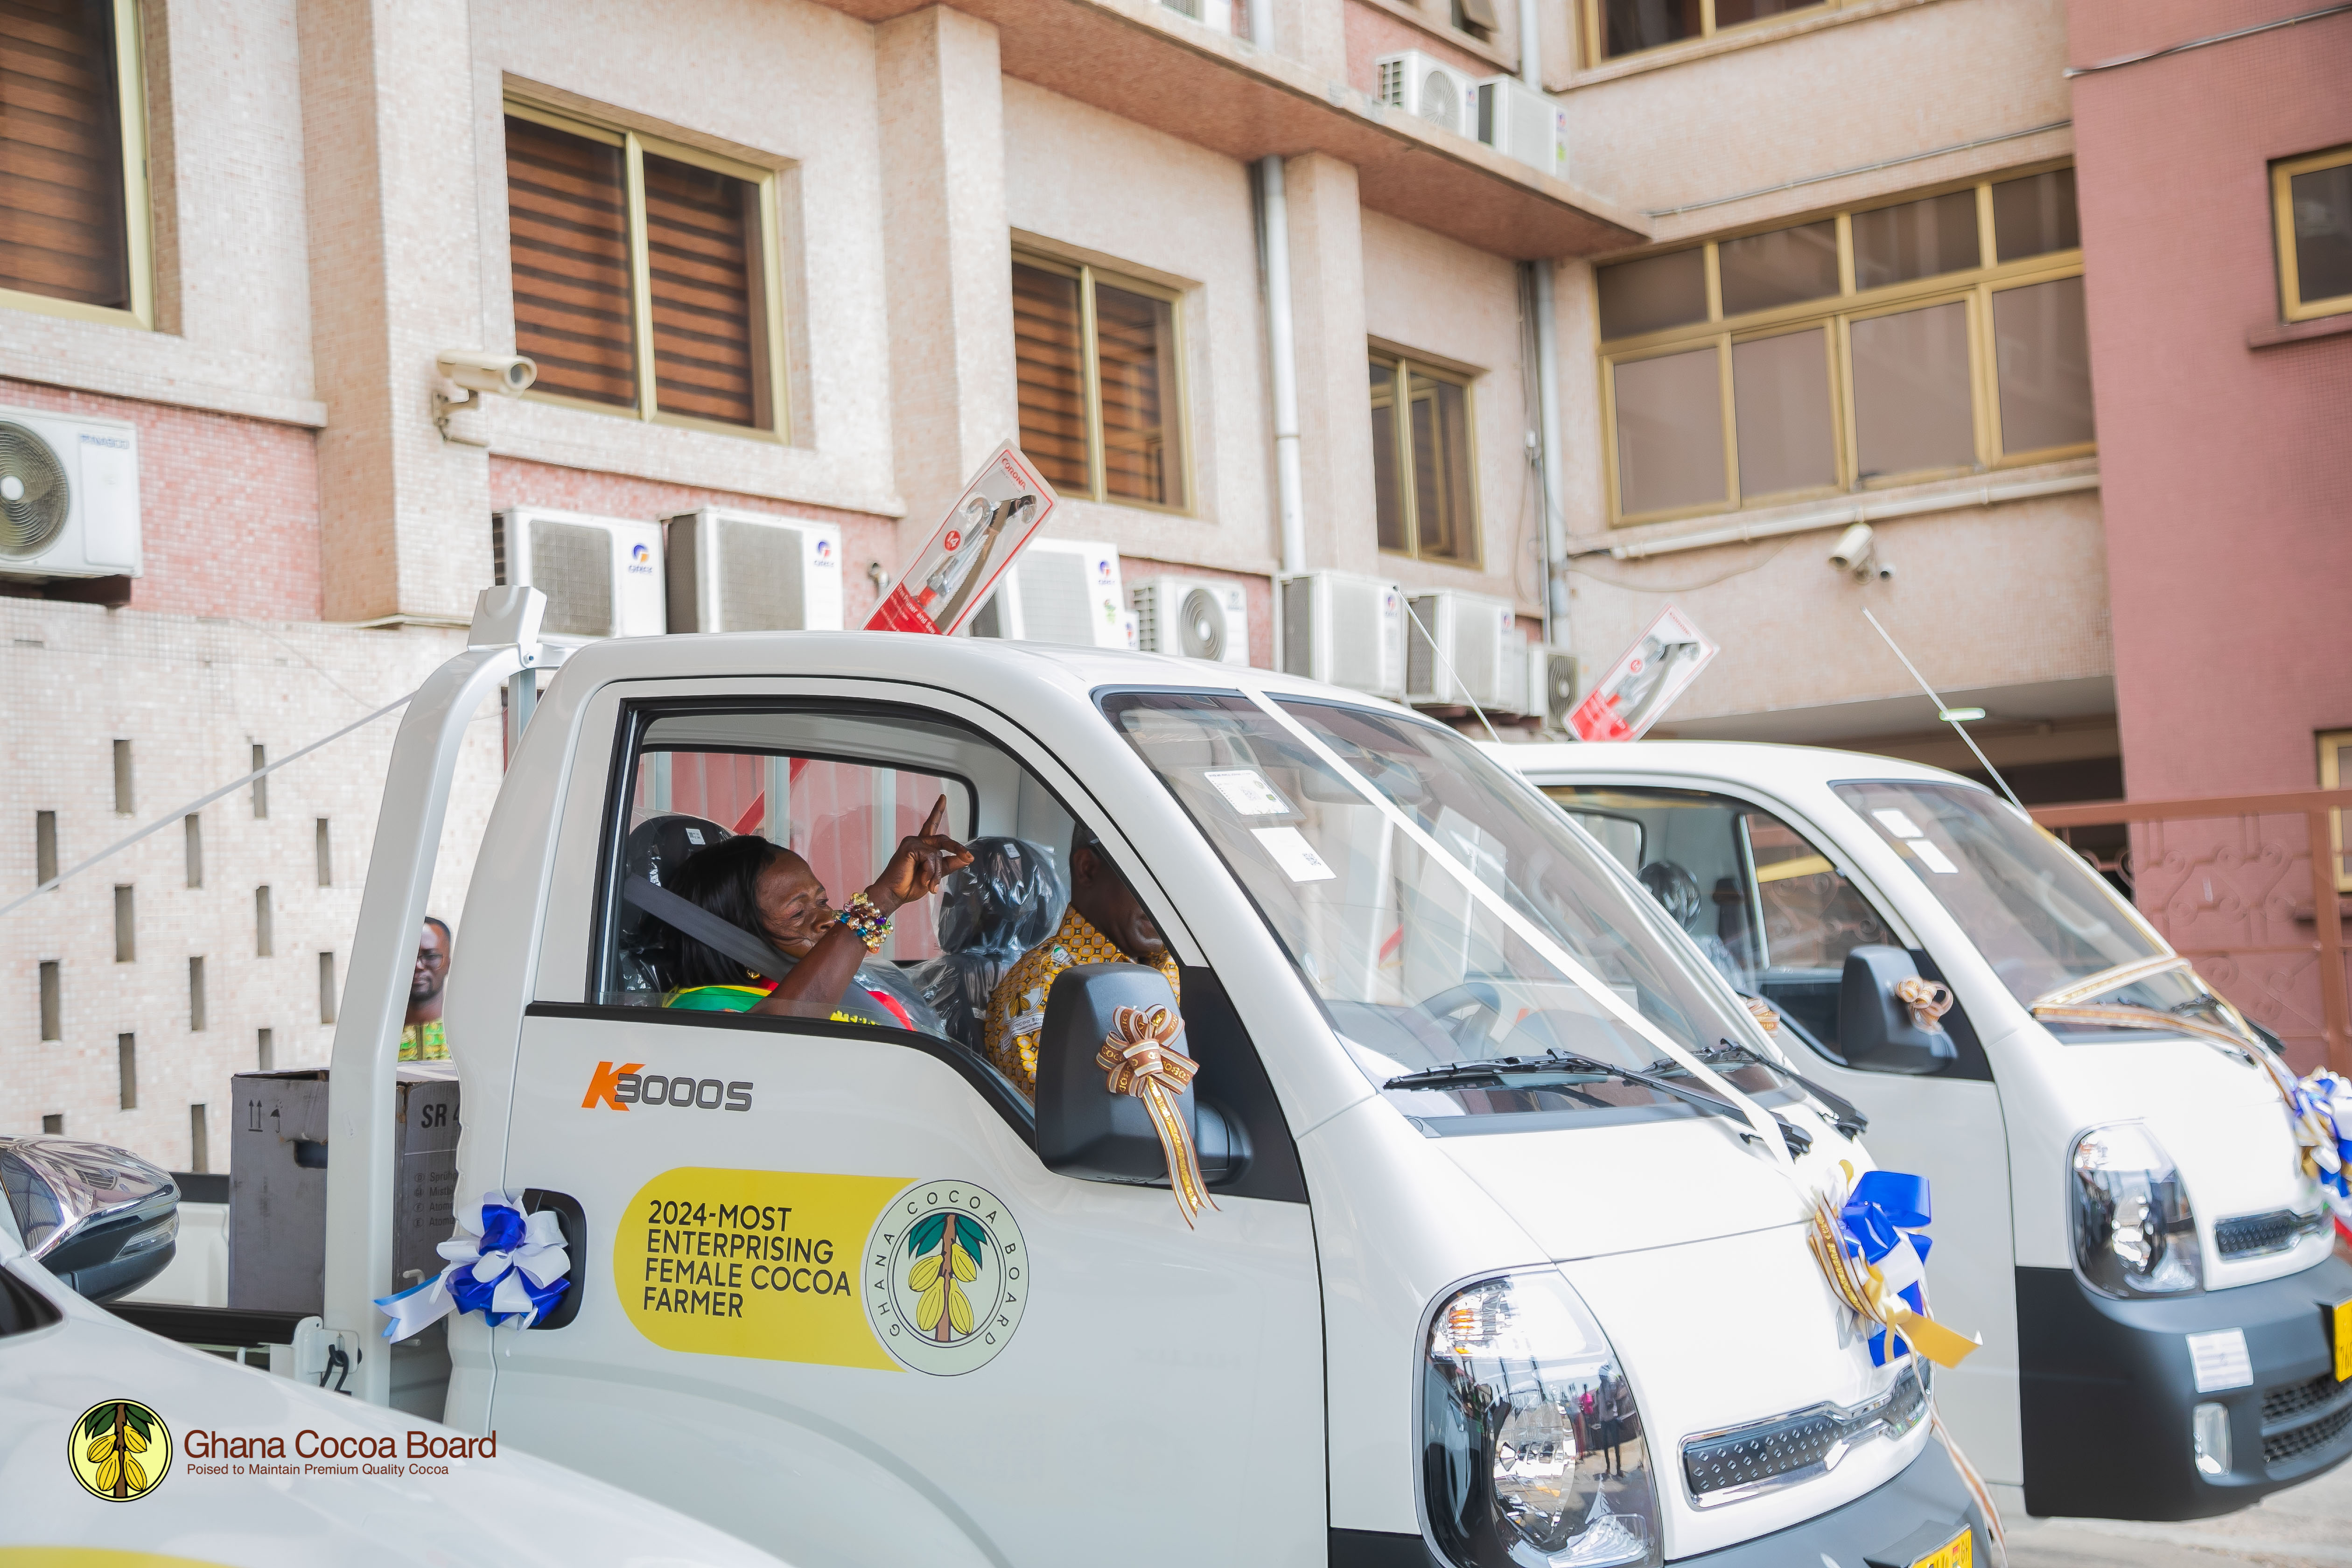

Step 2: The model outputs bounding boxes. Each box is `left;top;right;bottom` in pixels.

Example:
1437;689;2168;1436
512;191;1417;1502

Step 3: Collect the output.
520;1189;586;1331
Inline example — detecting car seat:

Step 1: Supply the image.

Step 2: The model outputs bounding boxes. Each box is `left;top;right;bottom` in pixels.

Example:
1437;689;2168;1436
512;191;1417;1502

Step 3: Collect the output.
614;813;733;995
911;837;1068;1054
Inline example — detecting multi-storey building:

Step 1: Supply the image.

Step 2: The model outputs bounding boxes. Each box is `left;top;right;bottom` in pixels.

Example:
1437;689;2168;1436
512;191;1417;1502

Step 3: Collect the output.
3;0;2130;1158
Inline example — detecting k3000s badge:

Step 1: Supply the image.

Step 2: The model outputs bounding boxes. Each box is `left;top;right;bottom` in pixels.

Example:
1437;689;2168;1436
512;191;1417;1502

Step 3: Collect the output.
863;1180;1028;1376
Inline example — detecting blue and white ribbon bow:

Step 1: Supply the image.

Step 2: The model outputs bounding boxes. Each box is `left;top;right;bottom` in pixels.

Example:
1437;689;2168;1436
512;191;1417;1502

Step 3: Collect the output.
1805;1166;1978;1370
2291;1069;2352;1231
373;1190;570;1343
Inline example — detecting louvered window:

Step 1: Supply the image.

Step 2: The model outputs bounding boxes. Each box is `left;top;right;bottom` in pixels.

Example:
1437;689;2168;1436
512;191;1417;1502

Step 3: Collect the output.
503;99;784;436
1011;252;1188;511
0;0;151;326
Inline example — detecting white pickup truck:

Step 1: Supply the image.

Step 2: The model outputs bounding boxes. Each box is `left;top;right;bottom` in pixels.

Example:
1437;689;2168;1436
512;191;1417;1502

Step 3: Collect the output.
309;593;2002;1568
1500;741;2352;1524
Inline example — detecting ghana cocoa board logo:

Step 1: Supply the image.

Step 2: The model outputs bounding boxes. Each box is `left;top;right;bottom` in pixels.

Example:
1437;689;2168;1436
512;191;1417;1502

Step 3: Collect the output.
70;1399;171;1501
862;1179;1028;1376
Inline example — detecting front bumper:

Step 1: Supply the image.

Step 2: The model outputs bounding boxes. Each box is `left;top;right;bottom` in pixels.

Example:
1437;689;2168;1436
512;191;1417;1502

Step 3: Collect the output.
2018;1255;2352;1519
1328;1438;1990;1567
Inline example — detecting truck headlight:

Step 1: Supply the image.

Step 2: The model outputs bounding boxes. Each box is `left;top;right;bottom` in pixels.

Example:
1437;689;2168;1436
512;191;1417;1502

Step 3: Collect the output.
2069;1123;2200;1297
1421;1272;1660;1568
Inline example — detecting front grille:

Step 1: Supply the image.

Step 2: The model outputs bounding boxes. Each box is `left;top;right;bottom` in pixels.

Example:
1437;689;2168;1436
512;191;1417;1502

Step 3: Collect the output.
2266;1400;2352;1470
1682;1371;1928;1505
2264;1373;2338;1425
2215;1209;2325;1259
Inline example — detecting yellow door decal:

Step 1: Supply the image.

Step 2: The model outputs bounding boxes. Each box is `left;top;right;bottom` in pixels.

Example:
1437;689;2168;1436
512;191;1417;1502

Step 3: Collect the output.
615;1169;908;1369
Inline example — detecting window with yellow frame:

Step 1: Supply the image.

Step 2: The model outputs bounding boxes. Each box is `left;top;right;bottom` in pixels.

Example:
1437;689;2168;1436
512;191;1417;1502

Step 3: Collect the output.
1585;0;1840;64
2273;145;2352;323
1369;350;1481;564
1596;166;2092;528
502;98;790;438
2318;729;2352;893
1010;251;1190;511
0;0;154;330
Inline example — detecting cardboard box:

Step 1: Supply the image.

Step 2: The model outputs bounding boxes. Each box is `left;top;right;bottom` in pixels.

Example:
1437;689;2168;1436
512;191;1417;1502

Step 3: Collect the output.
227;1067;461;1314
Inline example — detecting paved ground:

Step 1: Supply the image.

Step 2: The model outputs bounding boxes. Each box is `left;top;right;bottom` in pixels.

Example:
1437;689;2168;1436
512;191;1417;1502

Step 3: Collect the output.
2006;1460;2352;1568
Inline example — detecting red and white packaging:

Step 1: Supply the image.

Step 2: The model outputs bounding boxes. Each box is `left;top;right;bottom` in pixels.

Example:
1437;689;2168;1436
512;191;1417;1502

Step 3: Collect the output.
1567;606;1718;743
865;442;1059;636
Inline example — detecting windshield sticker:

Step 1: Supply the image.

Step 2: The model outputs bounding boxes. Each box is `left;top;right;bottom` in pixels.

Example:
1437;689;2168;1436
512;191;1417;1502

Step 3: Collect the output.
1204;768;1293;816
1872;809;1924;839
616;1168;908;1369
1252;826;1335;882
863;1179;1030;1376
1910;839;1961;875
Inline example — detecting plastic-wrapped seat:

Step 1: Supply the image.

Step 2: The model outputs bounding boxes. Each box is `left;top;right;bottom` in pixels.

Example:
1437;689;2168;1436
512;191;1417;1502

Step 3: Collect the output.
911;837;1068;1055
613;814;735;997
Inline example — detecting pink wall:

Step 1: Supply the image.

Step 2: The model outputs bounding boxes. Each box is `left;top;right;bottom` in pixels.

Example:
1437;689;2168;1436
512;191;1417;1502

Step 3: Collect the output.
0;379;322;621
2069;2;2352;799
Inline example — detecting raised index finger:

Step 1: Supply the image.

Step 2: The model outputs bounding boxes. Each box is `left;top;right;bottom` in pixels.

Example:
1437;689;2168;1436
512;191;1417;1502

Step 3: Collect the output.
923;796;948;835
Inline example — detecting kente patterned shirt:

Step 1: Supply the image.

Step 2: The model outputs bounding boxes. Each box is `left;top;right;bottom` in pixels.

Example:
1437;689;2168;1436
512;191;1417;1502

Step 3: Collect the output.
983;906;1182;1099
398;1019;448;1062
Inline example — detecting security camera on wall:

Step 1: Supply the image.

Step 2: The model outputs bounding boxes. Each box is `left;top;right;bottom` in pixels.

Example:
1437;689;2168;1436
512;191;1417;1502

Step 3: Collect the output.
433;350;537;443
1828;522;1894;581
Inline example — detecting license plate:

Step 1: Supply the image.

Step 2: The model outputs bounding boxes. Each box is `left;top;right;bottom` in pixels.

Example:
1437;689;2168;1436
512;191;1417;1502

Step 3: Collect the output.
1910;1526;1972;1568
2333;1297;2352;1384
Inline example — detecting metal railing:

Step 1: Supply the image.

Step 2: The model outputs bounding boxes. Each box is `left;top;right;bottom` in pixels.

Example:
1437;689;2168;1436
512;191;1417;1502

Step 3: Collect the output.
2032;788;2352;1075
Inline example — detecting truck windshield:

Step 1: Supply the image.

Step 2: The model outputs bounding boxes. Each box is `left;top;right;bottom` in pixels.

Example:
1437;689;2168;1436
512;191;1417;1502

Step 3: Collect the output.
1830;780;2170;1010
1103;692;1782;1125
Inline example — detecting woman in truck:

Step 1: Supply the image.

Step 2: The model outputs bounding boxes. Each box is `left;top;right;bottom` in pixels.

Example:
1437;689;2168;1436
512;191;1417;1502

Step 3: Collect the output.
661;797;972;1030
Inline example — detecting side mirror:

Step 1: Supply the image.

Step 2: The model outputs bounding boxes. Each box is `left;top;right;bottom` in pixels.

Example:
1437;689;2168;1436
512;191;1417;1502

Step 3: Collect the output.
1838;946;1959;1075
1036;963;1224;1185
0;1138;180;1302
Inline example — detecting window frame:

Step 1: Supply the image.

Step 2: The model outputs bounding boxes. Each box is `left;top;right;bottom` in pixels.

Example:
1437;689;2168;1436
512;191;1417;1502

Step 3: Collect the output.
502;95;791;441
1010;248;1194;514
2272;143;2352;323
2317;727;2352;893
0;0;154;331
1583;0;1837;66
1597;166;2090;528
1368;346;1484;565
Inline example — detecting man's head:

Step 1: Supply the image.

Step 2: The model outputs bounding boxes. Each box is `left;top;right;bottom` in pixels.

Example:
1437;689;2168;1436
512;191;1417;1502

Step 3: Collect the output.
408;917;452;1022
1067;828;1164;962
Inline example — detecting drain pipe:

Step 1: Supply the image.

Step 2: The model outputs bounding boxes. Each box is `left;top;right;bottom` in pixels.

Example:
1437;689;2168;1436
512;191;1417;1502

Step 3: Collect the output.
1516;0;1570;643
1260;154;1306;581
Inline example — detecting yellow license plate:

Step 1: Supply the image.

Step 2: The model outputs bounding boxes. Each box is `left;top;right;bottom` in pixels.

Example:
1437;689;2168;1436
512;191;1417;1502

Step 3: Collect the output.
1910;1526;1973;1568
2333;1297;2352;1384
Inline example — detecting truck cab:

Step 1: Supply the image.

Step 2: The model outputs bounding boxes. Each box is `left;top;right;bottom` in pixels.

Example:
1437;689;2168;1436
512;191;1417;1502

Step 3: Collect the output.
1500;740;2352;1523
326;614;2002;1568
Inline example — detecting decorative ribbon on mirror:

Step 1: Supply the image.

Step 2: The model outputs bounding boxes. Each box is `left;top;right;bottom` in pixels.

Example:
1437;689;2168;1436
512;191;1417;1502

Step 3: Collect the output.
1098;1005;1216;1228
2291;1069;2352;1232
1893;976;1952;1034
1805;1163;1979;1370
1743;996;1781;1035
373;1191;571;1342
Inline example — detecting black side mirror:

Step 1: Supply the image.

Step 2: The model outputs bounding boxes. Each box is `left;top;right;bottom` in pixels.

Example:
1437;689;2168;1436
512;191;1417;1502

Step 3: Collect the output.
1839;946;1959;1076
1036;963;1204;1185
0;1137;180;1302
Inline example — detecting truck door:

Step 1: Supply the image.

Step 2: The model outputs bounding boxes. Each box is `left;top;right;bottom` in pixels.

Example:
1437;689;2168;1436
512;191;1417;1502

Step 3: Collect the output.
1543;784;2023;1489
487;684;1324;1568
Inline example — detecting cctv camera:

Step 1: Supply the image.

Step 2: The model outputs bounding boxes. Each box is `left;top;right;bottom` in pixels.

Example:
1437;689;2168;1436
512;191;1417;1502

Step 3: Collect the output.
1828;522;1875;578
436;350;537;397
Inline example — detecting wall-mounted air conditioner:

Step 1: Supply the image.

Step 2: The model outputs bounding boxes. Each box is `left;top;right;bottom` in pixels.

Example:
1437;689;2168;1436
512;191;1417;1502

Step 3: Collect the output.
1476;76;1568;180
1530;644;1578;728
492;506;666;643
1279;570;1404;699
1376;52;1480;140
1160;0;1233;33
663;508;843;633
1133;576;1251;665
1404;589;1517;709
0;408;139;581
968;538;1127;648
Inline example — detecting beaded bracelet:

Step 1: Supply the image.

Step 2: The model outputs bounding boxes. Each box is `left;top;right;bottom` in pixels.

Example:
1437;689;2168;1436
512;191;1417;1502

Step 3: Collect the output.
836;892;892;952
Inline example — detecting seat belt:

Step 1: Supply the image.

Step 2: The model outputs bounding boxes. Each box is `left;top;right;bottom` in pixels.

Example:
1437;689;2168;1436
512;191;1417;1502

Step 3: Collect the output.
623;876;795;983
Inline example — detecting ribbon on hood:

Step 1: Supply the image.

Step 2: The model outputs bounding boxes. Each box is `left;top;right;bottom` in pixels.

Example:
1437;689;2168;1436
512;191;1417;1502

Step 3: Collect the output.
1806;1163;1980;1370
2291;1069;2352;1232
373;1190;571;1342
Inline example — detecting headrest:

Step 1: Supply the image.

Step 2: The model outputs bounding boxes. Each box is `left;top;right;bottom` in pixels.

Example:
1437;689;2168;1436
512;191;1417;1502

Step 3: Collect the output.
936;837;1066;956
620;814;733;949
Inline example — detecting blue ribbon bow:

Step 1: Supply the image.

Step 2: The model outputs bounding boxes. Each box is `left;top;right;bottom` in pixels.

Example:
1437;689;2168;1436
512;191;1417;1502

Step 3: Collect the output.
1840;1169;1934;1367
374;1190;571;1342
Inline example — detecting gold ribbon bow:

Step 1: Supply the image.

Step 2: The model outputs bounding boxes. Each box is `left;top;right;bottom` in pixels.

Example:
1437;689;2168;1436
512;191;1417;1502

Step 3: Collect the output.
1804;1163;1980;1371
1098;1005;1217;1228
1894;976;1953;1033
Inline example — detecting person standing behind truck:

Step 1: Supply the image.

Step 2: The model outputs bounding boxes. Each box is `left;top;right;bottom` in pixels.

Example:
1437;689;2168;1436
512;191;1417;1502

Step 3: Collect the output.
983;827;1181;1098
399;917;452;1062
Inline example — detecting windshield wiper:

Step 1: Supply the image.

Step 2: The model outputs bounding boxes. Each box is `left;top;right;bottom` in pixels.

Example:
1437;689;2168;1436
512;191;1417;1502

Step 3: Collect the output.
1384;1050;1813;1157
1643;1043;1868;1141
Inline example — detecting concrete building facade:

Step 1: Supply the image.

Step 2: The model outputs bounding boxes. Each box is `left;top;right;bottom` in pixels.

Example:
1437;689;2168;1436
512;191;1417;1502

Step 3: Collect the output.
4;0;2121;1158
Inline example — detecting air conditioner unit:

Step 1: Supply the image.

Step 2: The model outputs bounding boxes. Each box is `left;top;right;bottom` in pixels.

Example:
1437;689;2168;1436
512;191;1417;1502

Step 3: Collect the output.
968;538;1127;648
1476;76;1568;180
1279;570;1405;699
492;506;666;643
1375;52;1480;140
1134;576;1251;665
662;508;843;633
1160;0;1233;33
1404;589;1516;709
0;408;139;581
1532;644;1578;728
